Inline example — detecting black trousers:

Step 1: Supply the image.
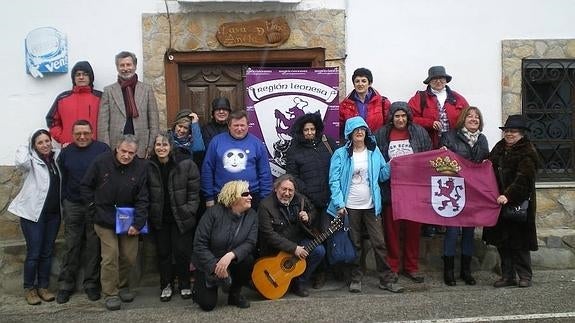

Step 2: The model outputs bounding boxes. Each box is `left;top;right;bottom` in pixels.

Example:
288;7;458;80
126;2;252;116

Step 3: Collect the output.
155;222;194;289
58;199;100;291
193;255;254;311
497;247;532;281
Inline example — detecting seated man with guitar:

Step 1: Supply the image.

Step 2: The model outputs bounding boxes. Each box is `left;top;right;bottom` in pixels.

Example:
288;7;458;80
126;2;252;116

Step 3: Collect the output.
256;174;326;298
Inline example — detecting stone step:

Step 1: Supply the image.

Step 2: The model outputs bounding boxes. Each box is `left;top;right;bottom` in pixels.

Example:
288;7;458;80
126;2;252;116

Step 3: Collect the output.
2;229;574;294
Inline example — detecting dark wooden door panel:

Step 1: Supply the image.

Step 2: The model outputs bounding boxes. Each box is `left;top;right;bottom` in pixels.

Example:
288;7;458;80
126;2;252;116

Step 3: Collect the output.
180;65;244;125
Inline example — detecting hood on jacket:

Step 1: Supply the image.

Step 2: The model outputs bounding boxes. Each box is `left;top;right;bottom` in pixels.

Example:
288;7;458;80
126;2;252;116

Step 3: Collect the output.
28;128;54;162
290;112;324;143
343;116;377;151
71;61;95;87
386;101;413;126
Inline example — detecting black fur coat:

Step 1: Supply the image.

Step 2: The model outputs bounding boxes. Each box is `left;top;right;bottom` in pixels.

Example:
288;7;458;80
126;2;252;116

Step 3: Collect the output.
482;136;539;251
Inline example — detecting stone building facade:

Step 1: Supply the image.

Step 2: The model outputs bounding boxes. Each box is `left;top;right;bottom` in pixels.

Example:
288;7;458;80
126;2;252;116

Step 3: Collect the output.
1;11;574;292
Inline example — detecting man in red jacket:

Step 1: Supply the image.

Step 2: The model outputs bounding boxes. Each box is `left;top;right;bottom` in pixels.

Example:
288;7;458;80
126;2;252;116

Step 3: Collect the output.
46;61;102;147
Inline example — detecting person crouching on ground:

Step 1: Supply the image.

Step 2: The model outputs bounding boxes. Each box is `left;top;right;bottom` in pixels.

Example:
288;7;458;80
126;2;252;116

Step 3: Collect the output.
192;180;258;311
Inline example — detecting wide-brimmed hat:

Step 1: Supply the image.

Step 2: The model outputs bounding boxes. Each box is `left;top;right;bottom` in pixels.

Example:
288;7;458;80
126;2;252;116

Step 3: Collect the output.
423;66;452;84
499;114;530;131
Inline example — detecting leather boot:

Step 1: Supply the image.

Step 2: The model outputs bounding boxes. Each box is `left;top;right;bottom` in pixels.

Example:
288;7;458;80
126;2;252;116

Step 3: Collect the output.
460;255;476;285
443;256;456;286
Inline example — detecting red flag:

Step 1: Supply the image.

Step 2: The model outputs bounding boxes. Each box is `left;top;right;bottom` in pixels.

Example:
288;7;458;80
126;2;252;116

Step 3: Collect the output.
390;149;500;227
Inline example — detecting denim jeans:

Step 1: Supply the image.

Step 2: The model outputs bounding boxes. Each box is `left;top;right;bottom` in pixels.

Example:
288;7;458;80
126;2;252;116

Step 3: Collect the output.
297;238;326;285
443;226;475;257
20;212;61;289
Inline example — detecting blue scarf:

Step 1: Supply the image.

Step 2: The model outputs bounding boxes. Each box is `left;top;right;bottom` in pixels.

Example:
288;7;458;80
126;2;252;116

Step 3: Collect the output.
172;132;193;154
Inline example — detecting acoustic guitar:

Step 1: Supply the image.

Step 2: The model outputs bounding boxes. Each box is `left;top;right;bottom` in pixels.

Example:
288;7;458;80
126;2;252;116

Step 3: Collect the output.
251;217;344;300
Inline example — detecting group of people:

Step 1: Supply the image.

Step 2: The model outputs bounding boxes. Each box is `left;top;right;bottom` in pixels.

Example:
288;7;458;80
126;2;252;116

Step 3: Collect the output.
8;60;539;312
336;66;538;292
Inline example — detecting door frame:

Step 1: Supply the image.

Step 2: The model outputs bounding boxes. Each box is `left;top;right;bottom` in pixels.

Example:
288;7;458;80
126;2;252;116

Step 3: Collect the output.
164;48;326;125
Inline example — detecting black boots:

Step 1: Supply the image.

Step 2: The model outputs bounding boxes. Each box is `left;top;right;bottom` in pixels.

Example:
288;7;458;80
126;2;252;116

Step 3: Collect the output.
443;255;476;286
443;256;456;286
460;255;476;285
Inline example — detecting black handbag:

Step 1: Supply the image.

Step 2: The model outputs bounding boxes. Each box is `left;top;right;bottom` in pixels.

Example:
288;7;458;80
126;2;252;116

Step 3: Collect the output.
501;199;529;222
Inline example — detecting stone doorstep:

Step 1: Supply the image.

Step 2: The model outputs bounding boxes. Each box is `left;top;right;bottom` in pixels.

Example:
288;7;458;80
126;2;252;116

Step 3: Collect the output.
1;230;575;294
361;228;575;274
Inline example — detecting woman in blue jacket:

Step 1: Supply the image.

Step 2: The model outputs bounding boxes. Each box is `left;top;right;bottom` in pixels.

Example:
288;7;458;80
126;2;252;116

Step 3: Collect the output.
327;117;402;294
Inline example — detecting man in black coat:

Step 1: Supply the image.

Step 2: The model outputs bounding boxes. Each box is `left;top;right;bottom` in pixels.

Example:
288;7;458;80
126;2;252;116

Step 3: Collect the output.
257;174;325;297
81;134;148;311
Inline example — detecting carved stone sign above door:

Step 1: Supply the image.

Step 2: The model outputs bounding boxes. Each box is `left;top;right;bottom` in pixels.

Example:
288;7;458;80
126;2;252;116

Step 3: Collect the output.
216;17;290;48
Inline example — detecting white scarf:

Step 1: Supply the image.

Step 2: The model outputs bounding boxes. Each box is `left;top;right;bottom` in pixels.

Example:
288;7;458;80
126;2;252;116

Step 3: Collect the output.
431;88;447;108
461;127;480;146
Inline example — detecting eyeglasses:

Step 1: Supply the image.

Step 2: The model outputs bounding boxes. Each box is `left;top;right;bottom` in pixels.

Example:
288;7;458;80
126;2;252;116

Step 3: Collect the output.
74;72;90;78
503;129;520;134
240;192;251;197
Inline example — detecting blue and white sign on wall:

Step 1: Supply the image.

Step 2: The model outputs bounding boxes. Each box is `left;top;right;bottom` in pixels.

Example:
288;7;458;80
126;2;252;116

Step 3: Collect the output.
25;27;68;78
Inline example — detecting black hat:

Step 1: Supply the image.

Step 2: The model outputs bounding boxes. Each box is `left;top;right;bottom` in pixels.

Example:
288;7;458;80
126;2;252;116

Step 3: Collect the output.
423;66;452;84
71;61;94;87
211;97;231;112
499;115;530;131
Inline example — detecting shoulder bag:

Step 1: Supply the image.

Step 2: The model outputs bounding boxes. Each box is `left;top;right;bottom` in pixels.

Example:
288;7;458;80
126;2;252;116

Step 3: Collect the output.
326;215;356;265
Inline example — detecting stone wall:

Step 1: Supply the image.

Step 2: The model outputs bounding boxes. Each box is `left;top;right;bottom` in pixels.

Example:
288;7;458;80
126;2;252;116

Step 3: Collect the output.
500;38;575;270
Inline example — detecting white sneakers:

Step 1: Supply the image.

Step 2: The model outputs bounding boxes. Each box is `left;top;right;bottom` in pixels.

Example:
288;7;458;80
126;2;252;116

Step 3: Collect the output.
160;284;172;302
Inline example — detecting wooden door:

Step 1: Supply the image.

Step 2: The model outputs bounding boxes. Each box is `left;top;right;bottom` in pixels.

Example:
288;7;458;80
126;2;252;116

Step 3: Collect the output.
164;48;326;127
178;65;245;126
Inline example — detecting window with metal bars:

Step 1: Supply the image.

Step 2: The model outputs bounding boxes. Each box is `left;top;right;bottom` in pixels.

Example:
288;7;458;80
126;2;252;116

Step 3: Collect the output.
522;59;574;182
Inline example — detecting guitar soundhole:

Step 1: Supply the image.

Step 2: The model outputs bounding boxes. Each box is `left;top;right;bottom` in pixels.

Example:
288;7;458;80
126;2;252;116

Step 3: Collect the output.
280;257;296;272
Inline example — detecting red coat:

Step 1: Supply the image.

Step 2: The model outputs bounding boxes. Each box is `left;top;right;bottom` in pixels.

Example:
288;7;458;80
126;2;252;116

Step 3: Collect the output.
407;85;468;148
46;86;102;145
339;88;391;135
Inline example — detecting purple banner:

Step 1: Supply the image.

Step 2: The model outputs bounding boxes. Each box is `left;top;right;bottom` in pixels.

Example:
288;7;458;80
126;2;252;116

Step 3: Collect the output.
245;67;339;177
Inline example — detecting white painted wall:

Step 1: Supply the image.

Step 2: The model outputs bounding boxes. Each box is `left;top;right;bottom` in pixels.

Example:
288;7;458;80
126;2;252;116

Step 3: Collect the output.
0;0;571;164
346;0;575;149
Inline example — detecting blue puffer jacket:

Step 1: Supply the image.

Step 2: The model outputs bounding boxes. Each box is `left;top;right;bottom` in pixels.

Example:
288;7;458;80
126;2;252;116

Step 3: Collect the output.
326;116;390;217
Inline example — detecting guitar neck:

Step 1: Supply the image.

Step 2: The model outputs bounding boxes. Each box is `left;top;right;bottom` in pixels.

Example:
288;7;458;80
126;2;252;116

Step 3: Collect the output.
304;225;338;253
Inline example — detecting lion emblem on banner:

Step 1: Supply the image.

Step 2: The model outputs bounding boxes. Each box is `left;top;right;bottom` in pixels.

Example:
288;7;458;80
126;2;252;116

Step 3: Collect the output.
429;156;466;217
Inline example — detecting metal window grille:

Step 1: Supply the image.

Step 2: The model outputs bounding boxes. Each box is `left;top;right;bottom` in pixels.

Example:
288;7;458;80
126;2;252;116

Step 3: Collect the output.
521;59;575;182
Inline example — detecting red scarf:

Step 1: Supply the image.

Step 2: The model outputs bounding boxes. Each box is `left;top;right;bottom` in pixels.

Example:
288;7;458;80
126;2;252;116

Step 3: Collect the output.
118;74;139;118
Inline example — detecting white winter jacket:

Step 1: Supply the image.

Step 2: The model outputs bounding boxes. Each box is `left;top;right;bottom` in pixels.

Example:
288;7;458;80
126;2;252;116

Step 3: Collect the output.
8;132;60;222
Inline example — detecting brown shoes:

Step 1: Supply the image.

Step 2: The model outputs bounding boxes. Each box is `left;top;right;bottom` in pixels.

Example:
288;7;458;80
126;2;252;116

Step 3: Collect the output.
493;278;517;288
25;288;41;305
37;288;55;302
518;279;532;288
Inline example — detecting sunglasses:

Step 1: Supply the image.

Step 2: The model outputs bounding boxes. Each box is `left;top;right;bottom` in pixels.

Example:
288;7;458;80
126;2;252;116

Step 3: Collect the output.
240;191;251;197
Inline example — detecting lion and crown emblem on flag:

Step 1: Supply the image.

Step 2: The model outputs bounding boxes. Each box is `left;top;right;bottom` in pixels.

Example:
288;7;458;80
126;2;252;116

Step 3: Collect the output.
429;156;465;217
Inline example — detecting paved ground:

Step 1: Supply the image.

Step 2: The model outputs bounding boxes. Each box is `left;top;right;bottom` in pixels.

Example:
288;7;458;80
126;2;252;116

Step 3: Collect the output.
2;269;575;322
